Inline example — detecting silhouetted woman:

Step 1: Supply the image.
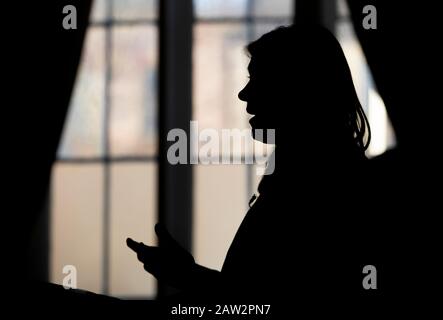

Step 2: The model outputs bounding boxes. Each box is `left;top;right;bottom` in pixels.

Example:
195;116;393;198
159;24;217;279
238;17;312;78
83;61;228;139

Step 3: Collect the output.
127;25;371;306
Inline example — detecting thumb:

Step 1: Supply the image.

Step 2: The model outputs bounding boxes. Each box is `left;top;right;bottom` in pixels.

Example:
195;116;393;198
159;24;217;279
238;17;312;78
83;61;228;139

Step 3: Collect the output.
155;223;178;247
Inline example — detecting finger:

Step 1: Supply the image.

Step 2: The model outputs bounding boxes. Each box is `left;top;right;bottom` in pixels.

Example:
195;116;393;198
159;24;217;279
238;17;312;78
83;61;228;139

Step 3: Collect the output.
127;238;154;255
126;238;142;252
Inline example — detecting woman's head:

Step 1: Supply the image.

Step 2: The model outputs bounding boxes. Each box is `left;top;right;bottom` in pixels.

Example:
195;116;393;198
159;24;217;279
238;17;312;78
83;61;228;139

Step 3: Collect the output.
238;25;370;159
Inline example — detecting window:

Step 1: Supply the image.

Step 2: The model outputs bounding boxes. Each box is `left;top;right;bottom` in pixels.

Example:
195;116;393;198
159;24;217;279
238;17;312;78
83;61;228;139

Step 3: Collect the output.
51;0;158;298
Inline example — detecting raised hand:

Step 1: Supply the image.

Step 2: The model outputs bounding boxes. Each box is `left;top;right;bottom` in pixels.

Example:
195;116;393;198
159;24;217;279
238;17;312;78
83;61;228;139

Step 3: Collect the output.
127;223;196;289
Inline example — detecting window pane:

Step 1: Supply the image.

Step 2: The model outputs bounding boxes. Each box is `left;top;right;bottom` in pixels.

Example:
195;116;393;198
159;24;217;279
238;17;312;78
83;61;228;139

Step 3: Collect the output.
51;164;104;293
194;23;292;132
194;24;249;131
336;20;396;156
91;0;107;23
195;0;247;19
58;27;105;158
252;0;293;18
367;89;397;156
194;165;248;270
337;0;350;18
194;18;288;272
195;0;293;19
194;23;278;158
111;26;158;156
110;163;157;297
251;21;292;39
113;0;157;21
336;22;369;107
250;164;265;192
193;23;278;271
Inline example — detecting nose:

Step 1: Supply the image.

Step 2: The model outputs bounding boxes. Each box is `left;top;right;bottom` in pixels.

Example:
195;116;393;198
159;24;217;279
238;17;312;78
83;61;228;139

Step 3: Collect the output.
238;85;248;102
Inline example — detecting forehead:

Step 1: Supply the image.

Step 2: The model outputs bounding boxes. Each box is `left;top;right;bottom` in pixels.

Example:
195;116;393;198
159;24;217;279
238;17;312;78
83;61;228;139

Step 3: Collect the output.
248;58;274;77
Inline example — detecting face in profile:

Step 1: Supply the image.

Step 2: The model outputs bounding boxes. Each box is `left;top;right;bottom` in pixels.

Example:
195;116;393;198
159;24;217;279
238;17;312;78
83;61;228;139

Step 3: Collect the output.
238;58;281;143
238;25;370;156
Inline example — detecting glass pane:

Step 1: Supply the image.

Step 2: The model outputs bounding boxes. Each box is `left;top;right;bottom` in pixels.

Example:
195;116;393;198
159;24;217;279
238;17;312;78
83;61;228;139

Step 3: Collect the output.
194;24;278;159
51;163;104;293
113;0;157;21
250;164;265;192
194;165;248;270
111;26;158;156
193;23;281;273
336;21;396;157
91;0;107;22
367;89;397;156
337;0;350;18
58;27;105;158
252;0;293;18
194;24;249;131
336;22;370;109
251;21;292;39
110;163;157;297
195;0;293;19
195;0;247;18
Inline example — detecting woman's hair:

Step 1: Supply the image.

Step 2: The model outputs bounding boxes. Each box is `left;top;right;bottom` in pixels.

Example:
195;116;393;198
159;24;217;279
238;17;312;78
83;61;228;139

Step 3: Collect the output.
246;25;371;158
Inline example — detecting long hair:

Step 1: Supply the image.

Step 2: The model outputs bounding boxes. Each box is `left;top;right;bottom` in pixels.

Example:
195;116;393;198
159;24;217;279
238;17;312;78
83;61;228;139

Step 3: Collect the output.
246;25;371;160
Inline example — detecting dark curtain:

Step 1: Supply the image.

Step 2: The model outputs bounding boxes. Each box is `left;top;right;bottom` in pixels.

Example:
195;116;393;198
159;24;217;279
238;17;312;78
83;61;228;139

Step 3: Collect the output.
5;0;92;290
346;0;440;156
347;0;441;299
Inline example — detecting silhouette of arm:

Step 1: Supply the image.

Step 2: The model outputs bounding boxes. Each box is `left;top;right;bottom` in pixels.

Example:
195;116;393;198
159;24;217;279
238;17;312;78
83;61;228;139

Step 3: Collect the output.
127;223;221;291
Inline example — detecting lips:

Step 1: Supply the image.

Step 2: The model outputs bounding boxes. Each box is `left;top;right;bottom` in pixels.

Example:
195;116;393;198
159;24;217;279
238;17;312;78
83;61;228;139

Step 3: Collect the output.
246;104;256;116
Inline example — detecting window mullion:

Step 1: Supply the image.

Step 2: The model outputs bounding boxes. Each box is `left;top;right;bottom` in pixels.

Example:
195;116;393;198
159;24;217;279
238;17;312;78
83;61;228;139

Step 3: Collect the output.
158;0;194;298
